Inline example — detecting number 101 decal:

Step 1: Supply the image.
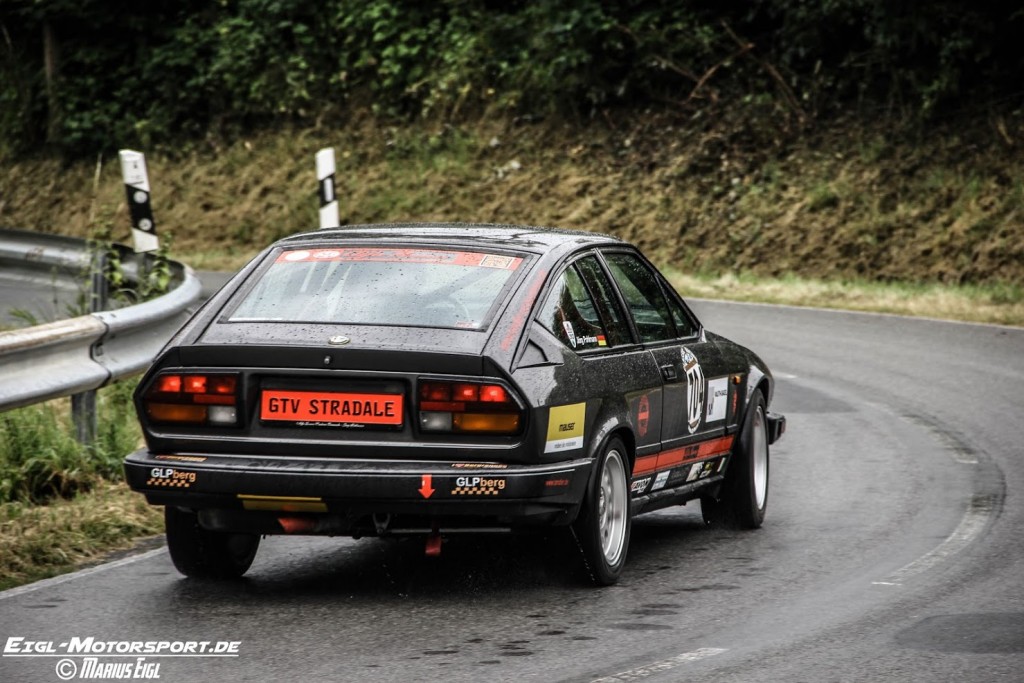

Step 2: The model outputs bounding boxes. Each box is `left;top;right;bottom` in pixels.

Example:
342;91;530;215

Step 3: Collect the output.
682;347;705;434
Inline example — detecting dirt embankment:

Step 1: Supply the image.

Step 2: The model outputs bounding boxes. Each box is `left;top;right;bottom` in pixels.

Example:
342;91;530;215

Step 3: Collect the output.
1;110;1021;286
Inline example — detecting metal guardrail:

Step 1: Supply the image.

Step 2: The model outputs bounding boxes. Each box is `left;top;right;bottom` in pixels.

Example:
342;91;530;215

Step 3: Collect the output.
0;228;202;412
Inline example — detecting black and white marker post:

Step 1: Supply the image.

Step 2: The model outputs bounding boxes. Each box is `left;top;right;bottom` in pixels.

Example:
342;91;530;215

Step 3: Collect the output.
74;150;158;444
316;147;340;229
119;149;159;252
71;150;160;444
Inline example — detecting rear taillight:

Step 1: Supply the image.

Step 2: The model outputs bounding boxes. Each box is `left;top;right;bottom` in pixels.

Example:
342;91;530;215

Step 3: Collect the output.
144;373;240;426
418;380;522;434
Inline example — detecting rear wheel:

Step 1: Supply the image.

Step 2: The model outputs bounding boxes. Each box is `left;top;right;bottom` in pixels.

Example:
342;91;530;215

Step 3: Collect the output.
574;437;631;585
165;507;260;578
702;389;769;529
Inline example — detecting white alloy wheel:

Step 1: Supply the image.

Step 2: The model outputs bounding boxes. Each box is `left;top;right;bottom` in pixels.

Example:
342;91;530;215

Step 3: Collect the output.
599;448;628;566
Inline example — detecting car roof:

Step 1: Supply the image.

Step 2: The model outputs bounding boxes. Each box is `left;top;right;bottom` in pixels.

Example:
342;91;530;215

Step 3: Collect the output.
275;222;626;255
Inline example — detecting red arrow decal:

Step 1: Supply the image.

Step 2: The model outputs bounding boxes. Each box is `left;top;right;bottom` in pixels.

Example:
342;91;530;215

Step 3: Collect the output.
418;474;435;499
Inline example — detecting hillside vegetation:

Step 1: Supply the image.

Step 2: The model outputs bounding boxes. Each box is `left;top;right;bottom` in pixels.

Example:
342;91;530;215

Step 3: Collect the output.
2;110;1022;292
1;1;1022;290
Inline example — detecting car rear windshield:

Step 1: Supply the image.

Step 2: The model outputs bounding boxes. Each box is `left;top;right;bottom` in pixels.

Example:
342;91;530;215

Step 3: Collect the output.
227;247;526;329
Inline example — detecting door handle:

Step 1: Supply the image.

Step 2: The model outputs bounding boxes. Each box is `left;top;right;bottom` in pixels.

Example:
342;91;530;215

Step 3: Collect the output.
660;364;677;381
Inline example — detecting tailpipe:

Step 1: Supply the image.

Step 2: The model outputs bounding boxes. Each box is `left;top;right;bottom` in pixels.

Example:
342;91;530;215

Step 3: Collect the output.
425;522;442;557
278;517;318;534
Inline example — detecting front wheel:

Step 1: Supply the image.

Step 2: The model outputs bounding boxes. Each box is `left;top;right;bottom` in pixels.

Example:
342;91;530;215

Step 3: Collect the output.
702;389;769;529
165;507;260;579
573;437;632;585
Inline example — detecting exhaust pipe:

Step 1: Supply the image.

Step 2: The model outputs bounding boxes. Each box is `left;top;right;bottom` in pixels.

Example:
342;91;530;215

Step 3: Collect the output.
278;517;318;534
373;513;391;535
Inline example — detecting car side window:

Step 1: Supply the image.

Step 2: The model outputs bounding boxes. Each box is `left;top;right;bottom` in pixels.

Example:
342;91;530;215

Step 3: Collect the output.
665;290;699;338
574;255;632;346
603;252;677;343
537;265;611;351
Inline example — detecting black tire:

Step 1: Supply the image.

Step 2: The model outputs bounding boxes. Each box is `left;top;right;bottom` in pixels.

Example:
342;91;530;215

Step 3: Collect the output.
701;389;769;529
573;437;632;586
165;507;260;579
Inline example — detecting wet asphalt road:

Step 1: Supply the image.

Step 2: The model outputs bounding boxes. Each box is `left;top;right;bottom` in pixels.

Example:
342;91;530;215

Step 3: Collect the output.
2;293;1023;682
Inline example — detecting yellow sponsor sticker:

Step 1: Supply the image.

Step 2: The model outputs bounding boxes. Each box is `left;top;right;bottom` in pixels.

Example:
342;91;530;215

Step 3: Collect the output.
545;402;586;453
238;494;328;513
155;455;208;463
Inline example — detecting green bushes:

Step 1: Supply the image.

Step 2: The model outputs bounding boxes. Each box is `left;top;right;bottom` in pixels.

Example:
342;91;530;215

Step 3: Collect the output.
0;381;140;504
1;1;1021;158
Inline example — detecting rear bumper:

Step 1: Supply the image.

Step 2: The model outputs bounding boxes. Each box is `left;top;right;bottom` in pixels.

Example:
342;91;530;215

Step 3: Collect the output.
123;449;593;531
766;411;786;445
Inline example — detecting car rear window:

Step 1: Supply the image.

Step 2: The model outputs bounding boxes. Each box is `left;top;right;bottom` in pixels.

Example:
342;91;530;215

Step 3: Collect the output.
228;247;525;329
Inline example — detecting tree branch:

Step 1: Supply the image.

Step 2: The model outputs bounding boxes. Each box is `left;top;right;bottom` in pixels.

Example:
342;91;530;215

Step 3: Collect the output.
720;20;806;121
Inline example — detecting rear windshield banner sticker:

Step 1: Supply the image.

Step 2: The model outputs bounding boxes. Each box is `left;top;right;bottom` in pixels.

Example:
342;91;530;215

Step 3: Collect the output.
277;248;523;270
545;402;586;453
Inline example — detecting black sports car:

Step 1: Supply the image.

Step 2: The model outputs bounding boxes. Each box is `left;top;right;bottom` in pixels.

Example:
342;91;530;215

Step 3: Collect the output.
124;223;785;585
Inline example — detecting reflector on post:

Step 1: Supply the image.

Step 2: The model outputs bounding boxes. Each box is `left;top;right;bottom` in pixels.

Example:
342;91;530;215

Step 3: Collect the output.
316;147;339;229
118;149;159;252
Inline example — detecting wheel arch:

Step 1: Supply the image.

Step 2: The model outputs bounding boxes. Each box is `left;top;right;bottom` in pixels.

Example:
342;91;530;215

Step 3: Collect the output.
610;426;636;474
737;377;770;433
743;359;773;414
754;377;771;408
587;417;636;485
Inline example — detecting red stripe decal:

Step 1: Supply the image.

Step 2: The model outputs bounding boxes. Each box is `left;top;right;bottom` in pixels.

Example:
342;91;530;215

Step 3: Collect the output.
632;436;734;476
277;248;522;270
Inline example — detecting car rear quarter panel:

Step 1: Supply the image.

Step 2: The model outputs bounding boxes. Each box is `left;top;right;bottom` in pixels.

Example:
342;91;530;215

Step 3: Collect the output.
707;332;775;412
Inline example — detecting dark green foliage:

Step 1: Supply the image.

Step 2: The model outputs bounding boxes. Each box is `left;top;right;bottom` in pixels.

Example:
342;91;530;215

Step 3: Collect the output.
1;1;1021;157
745;0;1024;116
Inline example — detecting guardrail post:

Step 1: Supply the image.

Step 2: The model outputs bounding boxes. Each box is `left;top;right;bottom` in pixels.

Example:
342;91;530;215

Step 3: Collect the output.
71;249;107;445
70;248;107;446
71;387;97;445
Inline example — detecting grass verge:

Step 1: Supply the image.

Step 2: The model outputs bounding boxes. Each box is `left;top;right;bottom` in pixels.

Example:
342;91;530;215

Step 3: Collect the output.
0;380;164;591
0;382;141;503
667;270;1024;327
0;481;162;591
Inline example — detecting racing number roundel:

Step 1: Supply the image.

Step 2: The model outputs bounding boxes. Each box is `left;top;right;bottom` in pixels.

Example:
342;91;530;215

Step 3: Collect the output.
682;347;705;434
